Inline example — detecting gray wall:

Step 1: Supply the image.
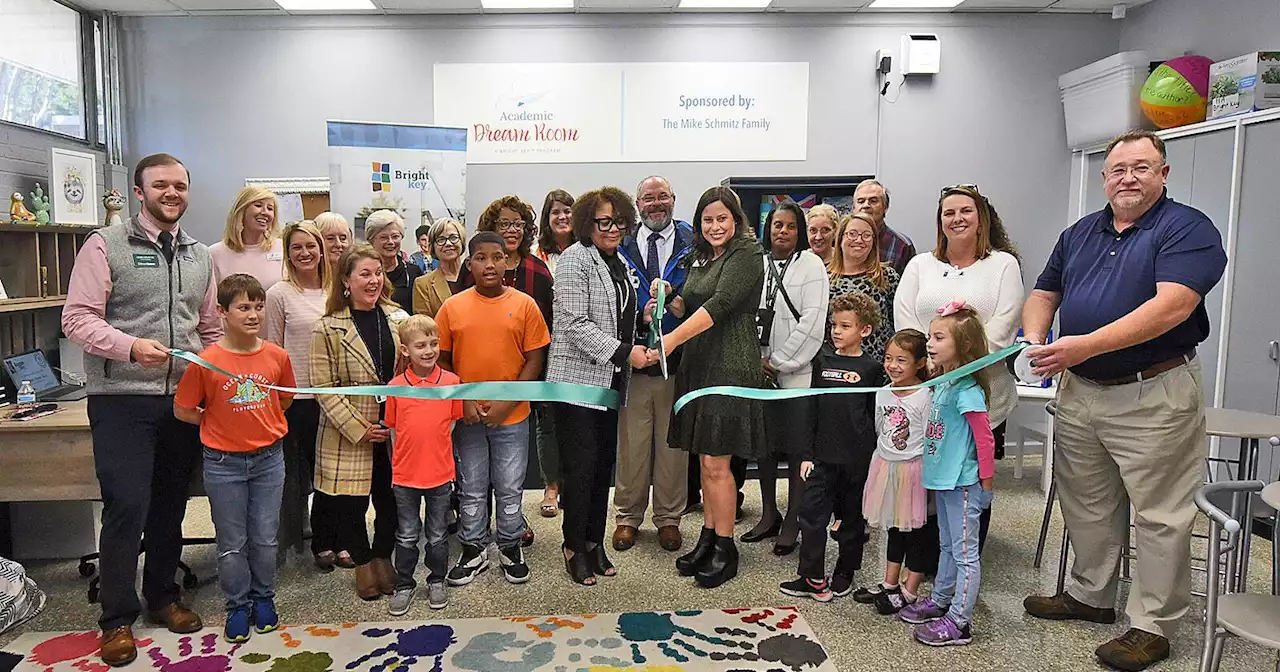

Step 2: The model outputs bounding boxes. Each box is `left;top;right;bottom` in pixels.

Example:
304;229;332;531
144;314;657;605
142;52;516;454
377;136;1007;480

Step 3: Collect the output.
1121;0;1280;61
0;123;106;221
119;12;1120;276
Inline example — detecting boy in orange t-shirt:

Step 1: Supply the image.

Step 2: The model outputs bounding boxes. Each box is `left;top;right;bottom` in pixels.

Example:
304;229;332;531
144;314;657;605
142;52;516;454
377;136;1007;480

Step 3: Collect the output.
384;314;463;614
175;274;294;644
434;232;550;587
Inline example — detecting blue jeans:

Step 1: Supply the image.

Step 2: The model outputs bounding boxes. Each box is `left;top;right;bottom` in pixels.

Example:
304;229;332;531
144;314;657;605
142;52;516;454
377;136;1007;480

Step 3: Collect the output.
453;419;529;550
932;482;992;627
393;482;453;589
203;441;285;612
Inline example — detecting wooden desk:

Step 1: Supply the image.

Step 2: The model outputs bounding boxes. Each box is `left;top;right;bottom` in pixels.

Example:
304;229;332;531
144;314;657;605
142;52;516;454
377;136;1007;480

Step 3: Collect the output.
0;400;95;558
0;400;98;502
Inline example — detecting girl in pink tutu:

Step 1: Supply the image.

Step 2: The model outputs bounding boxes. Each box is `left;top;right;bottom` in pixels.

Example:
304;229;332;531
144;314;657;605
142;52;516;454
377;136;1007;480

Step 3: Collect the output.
854;328;938;615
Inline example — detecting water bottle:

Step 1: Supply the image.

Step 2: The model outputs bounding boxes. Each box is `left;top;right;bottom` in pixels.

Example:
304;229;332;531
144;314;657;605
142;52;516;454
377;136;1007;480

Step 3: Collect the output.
17;380;36;409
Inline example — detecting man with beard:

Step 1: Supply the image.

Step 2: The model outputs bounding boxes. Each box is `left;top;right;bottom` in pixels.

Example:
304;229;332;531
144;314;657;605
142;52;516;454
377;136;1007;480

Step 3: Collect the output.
853;179;916;275
613;176;694;553
63;153;221;667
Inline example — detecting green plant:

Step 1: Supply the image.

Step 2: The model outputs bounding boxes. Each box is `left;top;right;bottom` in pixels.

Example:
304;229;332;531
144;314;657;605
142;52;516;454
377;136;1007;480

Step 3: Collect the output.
1211;75;1240;99
1262;67;1280;85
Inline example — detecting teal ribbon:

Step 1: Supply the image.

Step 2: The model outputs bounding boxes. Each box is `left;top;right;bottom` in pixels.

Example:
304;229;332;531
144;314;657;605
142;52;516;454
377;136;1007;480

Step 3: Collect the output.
672;342;1029;414
170;349;620;409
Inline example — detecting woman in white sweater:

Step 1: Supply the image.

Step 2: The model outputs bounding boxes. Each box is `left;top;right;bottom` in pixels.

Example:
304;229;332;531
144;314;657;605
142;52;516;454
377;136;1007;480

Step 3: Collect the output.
893;184;1023;551
740;200;830;555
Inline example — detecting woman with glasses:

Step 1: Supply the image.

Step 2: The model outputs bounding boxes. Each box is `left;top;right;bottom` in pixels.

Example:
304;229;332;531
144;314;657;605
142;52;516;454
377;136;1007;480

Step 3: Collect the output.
546;187;649;585
892;183;1023;554
365;210;422;314
827;212;900;362
412;218;466;318
462;196;554;327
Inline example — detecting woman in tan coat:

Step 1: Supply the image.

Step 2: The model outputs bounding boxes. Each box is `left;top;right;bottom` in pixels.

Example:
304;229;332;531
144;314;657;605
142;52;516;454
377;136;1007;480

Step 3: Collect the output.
310;243;407;600
411;218;466;318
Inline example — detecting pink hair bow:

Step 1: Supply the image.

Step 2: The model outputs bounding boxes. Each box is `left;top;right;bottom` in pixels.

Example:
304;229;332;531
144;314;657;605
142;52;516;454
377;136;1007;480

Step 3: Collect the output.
937;300;969;317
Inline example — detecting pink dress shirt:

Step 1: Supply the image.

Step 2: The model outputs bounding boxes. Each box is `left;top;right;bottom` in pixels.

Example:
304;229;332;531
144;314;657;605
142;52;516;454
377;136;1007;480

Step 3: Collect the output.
62;215;222;363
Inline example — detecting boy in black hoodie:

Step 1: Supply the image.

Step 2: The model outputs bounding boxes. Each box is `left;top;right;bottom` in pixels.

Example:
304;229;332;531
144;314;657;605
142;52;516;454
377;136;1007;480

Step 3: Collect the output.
779;291;884;602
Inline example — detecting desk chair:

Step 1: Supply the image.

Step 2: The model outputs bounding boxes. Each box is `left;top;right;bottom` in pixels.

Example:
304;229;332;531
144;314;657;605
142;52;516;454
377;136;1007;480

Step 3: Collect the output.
1195;479;1278;672
78;467;214;604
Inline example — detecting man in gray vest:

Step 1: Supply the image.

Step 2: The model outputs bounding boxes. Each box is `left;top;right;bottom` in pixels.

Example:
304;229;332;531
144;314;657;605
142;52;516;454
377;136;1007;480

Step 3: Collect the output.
62;153;221;667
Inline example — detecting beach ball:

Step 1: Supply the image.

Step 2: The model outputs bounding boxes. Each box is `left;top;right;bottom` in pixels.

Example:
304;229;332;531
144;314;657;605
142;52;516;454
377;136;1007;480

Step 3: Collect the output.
1141;55;1213;129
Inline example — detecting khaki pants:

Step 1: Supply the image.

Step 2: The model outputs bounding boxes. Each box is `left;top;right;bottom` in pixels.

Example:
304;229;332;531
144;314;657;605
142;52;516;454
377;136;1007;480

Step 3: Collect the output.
615;374;688;529
1054;358;1206;639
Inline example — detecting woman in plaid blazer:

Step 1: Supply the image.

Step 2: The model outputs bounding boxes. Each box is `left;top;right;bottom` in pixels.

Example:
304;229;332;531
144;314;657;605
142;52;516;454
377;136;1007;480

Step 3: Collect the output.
310;243;408;601
545;187;655;586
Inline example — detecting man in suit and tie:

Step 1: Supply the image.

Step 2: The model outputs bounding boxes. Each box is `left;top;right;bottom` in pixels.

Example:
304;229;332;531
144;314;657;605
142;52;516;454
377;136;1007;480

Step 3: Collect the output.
614;176;693;552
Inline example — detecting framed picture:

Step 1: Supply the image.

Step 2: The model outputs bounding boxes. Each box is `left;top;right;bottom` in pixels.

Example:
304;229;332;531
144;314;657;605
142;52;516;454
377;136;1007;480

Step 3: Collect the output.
49;147;99;227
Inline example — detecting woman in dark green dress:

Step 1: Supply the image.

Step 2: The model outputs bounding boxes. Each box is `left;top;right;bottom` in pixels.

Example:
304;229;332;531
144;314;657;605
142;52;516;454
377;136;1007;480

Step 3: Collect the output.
650;186;766;589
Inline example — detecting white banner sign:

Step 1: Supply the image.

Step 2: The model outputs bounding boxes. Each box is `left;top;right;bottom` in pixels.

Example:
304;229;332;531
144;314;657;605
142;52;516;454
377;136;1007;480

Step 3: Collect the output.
327;120;469;230
433;63;809;164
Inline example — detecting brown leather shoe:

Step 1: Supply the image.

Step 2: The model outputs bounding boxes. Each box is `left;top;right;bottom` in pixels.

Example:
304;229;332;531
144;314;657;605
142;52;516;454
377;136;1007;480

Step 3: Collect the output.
145;601;203;634
355;562;381;600
99;626;137;667
612;525;637;551
1095;628;1170;671
658;525;682;551
371;557;396;595
1023;592;1117;624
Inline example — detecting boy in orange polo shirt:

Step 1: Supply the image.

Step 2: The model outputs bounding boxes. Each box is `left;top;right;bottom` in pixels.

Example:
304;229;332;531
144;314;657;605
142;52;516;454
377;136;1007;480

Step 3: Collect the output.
175;274;294;644
435;232;550;587
384;314;463;614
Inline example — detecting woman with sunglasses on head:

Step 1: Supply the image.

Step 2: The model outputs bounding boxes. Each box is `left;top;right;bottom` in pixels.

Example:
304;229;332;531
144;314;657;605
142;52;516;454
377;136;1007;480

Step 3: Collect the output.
892;183;1023;557
827;212;900;363
741;200;830;556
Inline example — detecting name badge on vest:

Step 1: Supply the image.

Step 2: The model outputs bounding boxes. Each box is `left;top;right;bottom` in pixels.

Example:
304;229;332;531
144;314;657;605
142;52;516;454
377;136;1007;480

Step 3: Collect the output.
133;253;160;268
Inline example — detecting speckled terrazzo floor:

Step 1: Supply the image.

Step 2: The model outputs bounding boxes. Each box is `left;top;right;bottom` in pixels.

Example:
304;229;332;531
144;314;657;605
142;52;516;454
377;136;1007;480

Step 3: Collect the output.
3;455;1276;671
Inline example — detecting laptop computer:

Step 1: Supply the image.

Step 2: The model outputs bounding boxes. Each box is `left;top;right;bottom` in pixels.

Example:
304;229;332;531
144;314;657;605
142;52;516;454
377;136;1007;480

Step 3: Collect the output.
2;349;88;402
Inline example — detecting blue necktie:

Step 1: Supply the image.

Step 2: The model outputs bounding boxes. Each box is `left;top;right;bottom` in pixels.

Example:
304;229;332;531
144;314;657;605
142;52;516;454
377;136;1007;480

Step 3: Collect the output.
645;232;662;286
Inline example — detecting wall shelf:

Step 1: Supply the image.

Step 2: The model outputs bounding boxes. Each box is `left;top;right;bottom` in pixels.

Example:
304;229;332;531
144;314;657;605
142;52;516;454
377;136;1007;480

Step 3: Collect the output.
0;297;66;314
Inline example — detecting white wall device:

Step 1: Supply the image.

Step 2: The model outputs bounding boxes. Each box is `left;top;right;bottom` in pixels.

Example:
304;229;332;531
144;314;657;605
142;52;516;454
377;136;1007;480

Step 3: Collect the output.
901;33;941;75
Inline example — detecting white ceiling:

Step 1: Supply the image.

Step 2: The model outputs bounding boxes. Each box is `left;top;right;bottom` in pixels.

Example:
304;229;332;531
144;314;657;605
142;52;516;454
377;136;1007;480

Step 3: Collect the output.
68;0;1157;16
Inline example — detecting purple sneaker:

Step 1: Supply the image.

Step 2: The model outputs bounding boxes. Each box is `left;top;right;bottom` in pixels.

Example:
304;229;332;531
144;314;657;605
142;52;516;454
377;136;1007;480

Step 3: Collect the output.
913;615;972;647
898;597;948;624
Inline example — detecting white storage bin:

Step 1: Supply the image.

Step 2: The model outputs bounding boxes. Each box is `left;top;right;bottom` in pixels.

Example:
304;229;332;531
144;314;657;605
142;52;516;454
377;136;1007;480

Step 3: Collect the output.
1059;51;1151;150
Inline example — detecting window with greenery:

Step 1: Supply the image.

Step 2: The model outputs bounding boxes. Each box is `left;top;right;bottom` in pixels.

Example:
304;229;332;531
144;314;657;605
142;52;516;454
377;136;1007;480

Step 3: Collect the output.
0;0;86;139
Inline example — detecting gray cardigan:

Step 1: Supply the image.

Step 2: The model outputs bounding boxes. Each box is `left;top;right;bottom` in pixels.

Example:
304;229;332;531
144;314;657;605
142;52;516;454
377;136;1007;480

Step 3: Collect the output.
759;250;830;389
545;242;638;409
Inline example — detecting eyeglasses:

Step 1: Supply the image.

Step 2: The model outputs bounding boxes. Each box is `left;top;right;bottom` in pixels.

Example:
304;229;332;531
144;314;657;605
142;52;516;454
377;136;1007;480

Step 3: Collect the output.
495;220;525;232
843;231;874;242
639;193;673;206
941;184;980;195
1104;163;1161;181
435;234;462;246
594;217;630;232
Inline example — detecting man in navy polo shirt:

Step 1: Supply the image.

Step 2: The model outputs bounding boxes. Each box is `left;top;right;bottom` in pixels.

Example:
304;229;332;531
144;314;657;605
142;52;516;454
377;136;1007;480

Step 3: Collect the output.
1020;130;1226;671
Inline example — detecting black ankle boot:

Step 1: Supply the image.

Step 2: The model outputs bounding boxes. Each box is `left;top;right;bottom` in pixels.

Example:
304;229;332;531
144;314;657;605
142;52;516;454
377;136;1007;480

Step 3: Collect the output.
676;528;716;576
695;536;739;588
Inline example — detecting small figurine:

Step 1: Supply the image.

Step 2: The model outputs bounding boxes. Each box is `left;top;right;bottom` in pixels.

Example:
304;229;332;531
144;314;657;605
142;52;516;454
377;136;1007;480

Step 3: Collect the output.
103;189;126;227
10;192;36;223
29;183;51;225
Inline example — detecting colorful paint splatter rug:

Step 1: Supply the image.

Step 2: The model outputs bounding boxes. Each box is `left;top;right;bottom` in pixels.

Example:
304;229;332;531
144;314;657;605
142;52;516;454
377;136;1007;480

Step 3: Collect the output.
1;607;834;671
